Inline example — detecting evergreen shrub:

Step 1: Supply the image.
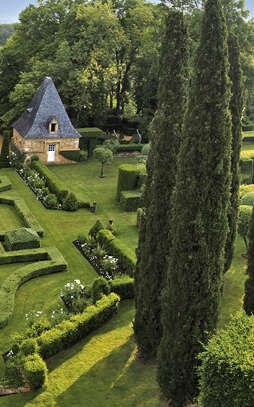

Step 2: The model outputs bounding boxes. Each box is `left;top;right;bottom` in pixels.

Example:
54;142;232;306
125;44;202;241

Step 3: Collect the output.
116;164;140;200
77;128;107;156
20;338;39;356
115;144;143;153
4;228;40;251
37;293;120;359
89;220;104;239
238;205;252;248
78;200;91;209
14;199;44;236
23;353;48;389
120;190;142;211
59;150;88;162
44;194;58;209
240;192;254;206
31;155;39;162
109;276;134;299
91;277;110;303
199;313;254;407
0;248;49;265
136;208;144;228
62;192;79;211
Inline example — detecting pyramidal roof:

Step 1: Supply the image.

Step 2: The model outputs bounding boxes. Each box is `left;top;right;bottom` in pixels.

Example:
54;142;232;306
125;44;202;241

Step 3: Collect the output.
12;77;81;139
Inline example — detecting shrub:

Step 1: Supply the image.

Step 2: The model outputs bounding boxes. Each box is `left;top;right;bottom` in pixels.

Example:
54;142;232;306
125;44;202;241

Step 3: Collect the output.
80;150;88;161
103;138;120;153
198;313;254;407
116;164;140;201
239;184;254;199
30;160;68;202
77;234;86;244
20;338;39;356
4;228;40;251
31;155;39;162
77;127;107;156
37;293;120;359
62;192;79;211
115;144;143;153
89;220;104;239
23;353;48;389
59;150;88;162
120;190;142;211
91;277;110;303
60;280;87;313
109;276;134;299
78;200;91;209
44;194;58;209
240;192;254;206
141;143;150;155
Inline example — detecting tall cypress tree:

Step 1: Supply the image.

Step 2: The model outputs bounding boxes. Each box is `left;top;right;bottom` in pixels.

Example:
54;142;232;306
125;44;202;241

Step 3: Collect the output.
157;0;231;405
133;10;189;359
224;32;243;272
243;206;254;315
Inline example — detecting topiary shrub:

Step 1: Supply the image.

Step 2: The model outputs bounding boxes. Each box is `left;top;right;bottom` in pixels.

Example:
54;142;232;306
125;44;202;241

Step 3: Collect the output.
23;353;48;390
4;228;40;251
116;164;140;201
240;192;254;206
91;277;110;303
89;220;104;239
137;207;144;228
120;190;142;211
109;276;134;299
77;234;86;244
62;193;79;211
198;313;254;407
238;205;252;248
44;194;58;209
20;338;39;356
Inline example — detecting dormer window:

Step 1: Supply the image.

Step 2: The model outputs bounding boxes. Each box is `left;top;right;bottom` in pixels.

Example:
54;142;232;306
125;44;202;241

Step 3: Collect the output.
49;118;58;135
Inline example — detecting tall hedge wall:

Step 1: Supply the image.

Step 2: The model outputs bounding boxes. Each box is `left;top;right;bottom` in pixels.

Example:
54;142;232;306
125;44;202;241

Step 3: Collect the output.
116;164;140;201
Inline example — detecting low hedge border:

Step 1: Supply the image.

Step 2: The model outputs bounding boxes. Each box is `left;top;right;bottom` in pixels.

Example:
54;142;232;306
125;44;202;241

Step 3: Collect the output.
36;292;120;359
0;196;44;237
115;144;143;153
0;247;67;328
120;190;142;211
30;160;69;202
59;150;88;162
0;176;11;192
109;276;134;299
97;229;136;276
5;228;40;251
0;247;49;265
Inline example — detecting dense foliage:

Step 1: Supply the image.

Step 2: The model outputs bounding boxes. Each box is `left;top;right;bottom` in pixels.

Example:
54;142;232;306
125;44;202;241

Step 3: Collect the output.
244;206;254;314
134;9;189;359
157;0;232;404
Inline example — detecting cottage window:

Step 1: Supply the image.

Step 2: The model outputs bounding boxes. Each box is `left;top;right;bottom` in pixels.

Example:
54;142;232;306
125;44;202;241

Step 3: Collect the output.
51;123;56;133
49;119;58;135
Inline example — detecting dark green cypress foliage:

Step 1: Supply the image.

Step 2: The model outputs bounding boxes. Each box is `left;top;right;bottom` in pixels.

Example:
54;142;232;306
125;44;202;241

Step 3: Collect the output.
1;133;10;162
243;207;254;315
157;0;232;405
133;10;189;360
224;32;243;273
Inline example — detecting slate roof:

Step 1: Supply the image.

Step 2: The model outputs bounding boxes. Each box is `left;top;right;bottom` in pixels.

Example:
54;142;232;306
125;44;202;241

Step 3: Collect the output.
12;77;81;139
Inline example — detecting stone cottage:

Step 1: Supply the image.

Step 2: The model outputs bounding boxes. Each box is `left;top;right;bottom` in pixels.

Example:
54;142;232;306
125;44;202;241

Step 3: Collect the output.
12;76;81;164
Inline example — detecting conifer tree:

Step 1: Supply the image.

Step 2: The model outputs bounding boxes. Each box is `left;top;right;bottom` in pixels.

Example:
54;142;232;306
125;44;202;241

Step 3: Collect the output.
157;0;232;405
133;10;189;359
243;206;254;315
224;32;243;272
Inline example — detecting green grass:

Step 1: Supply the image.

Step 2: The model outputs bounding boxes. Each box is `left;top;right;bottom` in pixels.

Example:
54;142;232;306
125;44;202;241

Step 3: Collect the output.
0;157;248;406
0;204;24;232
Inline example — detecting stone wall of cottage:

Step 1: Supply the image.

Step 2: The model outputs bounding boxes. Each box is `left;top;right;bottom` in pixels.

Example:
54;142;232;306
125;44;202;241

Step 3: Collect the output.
13;129;80;164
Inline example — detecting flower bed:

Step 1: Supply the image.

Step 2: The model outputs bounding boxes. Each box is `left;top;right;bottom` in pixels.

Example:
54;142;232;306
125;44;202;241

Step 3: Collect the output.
74;239;122;280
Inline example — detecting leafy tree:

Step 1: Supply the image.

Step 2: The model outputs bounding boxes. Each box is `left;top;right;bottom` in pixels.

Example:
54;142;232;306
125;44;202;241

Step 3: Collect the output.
0;24;15;46
224;32;243;272
133;9;189;359
93;147;113;178
157;0;232;404
244;206;254;315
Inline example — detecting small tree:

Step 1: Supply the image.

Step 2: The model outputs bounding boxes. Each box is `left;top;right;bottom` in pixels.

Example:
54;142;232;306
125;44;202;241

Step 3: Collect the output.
93;147;113;178
103;138;120;153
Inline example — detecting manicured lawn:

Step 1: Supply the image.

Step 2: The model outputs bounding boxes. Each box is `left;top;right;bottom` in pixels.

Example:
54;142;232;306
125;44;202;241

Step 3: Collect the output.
0;205;24;232
0;157;248;406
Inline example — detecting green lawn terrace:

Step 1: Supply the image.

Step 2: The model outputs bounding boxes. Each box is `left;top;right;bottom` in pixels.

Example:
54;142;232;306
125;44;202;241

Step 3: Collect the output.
0;157;248;406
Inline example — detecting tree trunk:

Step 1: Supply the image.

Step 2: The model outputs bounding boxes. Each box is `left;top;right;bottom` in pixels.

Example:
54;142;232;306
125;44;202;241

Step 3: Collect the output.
100;163;104;178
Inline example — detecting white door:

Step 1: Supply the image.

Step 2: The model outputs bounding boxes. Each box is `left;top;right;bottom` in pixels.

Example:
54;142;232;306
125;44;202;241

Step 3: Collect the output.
48;145;55;162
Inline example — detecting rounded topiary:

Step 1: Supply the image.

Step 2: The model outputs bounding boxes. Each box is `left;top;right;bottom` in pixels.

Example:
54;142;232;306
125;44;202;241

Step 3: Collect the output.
23;353;48;389
20;338;39;356
141;143;150;155
91;277;110;303
62;192;79;211
88;220;104;239
77;233;86;244
240;192;254;206
45;194;58;209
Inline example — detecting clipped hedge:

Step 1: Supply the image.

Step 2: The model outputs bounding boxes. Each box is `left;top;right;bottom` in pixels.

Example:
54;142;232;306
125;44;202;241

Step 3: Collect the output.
240;158;253;173
0;247;67;328
23;353;48;390
239;184;254;199
37;293;120;359
5;228;40;251
59;150;88;162
199;313;254;407
0;176;11;192
136;207;144;228
77;127;108;156
97;229;136;276
30;160;69;202
0;196;44;237
0;247;49;265
240;192;254;206
116;164;140;201
109;276;134;299
115;144;143;153
120;190;142;211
